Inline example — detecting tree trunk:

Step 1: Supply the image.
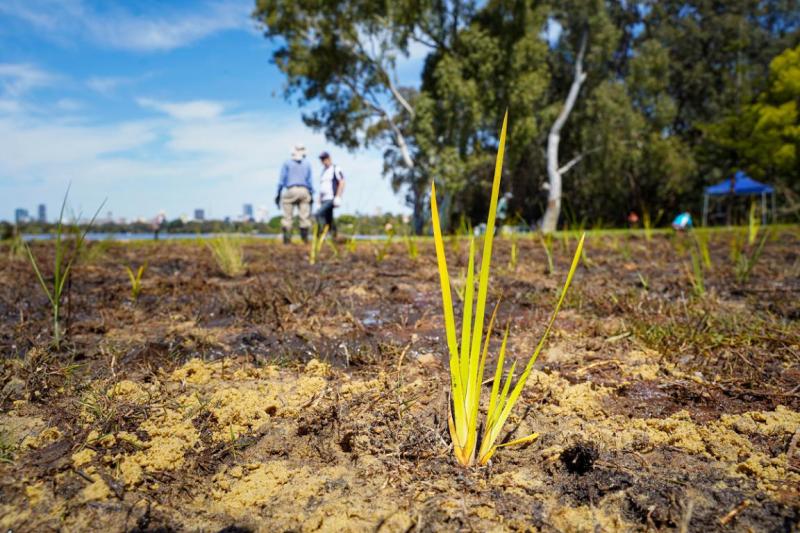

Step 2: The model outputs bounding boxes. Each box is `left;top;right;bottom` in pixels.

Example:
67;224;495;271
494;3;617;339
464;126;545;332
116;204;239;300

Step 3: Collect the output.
412;188;426;235
541;32;588;234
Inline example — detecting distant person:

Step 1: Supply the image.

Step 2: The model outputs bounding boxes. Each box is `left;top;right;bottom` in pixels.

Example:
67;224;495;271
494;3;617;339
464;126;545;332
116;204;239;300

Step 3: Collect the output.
315;151;345;238
152;211;166;240
627;211;639;228
276;144;313;244
496;191;512;234
672;212;693;231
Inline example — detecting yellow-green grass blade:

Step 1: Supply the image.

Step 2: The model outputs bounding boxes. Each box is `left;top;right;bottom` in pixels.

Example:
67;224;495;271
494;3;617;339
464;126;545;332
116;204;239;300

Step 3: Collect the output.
497;432;539;448
466;111;508;429
476;301;500;400
480;432;539;465
486;325;510;430
126;266;136;286
25;244;55;306
459;238;476;394
479;233;585;463
460;301;501;464
490;357;517;432
318;224;330;253
431;181;467;447
431;182;459;362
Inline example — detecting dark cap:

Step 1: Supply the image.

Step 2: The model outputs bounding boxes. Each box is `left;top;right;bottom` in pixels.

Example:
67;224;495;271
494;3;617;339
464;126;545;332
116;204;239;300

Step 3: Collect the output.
319;151;331;160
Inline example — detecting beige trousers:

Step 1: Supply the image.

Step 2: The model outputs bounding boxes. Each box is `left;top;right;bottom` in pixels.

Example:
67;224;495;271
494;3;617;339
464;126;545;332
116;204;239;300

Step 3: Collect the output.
281;186;312;229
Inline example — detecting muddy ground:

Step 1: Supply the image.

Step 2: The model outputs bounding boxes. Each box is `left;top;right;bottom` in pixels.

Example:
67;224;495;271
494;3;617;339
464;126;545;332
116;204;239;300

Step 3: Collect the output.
1;228;799;532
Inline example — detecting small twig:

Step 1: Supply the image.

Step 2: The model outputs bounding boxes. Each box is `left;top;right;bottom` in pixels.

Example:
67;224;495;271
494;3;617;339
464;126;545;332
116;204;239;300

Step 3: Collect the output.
679;499;694;533
719;499;750;526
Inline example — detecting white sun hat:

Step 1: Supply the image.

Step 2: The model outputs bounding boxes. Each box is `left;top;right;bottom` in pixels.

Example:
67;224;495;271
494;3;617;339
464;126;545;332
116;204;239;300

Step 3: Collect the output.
291;143;307;161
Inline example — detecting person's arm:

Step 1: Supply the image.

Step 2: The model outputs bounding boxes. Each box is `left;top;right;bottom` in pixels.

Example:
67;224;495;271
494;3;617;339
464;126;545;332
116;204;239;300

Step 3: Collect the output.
277;163;287;196
335;168;345;197
305;162;313;197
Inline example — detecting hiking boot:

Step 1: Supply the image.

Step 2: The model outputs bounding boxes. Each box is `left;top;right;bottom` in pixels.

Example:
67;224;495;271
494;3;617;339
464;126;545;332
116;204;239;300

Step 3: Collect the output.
300;227;309;244
282;229;291;244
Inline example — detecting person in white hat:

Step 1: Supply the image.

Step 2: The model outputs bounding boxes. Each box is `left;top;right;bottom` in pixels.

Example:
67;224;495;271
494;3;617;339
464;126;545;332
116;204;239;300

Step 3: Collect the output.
276;143;313;243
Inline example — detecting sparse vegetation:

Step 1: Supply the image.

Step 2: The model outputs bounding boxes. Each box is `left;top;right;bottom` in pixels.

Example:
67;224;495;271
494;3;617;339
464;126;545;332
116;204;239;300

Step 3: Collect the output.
309;224;329;265
24;189;104;347
734;228;770;284
207;235;246;277
125;263;147;301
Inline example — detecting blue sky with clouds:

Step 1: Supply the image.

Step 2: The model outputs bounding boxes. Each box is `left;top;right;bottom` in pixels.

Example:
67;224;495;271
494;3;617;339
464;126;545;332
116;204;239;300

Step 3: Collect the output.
0;0;419;222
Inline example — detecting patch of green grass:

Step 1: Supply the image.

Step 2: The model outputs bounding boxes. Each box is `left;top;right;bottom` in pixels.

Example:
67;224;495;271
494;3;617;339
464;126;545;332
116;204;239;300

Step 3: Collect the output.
207;234;246;276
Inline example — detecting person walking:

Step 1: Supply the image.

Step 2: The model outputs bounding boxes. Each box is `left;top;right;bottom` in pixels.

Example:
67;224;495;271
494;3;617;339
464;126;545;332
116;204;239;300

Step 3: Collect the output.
276;144;313;243
315;151;345;238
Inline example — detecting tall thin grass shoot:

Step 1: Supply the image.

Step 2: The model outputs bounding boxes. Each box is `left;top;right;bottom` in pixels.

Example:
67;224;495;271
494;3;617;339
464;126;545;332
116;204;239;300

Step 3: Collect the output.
25;189;104;347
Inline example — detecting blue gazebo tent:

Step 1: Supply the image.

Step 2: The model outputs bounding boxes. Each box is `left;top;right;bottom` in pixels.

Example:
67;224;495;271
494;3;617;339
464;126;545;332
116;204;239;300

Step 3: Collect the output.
702;171;776;226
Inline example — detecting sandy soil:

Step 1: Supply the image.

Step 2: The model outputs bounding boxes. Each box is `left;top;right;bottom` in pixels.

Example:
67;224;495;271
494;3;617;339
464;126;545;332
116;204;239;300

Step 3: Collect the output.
1;229;798;532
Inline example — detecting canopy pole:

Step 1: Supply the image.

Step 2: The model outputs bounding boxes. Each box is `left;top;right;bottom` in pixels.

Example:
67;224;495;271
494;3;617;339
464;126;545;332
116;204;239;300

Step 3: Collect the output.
702;194;709;227
771;192;776;223
761;192;767;225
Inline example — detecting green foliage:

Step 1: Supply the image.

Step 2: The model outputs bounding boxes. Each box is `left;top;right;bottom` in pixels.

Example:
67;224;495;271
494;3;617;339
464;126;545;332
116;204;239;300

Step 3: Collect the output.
258;0;800;229
703;43;800;196
207;235;245;277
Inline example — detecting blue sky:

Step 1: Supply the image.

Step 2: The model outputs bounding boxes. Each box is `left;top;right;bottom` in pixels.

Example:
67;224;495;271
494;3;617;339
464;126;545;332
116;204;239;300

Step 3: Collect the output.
0;0;421;223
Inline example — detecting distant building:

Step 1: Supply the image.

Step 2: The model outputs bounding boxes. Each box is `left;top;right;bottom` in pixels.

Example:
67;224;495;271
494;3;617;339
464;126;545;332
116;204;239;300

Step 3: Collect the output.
14;208;29;224
243;203;254;221
38;204;46;223
194;209;205;221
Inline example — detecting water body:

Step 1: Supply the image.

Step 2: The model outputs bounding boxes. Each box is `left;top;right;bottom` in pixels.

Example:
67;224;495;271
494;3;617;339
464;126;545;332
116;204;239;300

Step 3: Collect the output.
22;232;391;242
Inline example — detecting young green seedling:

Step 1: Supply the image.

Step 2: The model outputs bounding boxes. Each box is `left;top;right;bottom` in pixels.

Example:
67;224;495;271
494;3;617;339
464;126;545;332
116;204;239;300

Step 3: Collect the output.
25;187;104;348
309;224;329;265
125;262;147;301
431;112;585;466
404;234;419;261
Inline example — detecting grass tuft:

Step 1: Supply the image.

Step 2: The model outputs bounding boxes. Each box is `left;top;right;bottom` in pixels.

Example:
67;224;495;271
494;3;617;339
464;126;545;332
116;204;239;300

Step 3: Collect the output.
207;235;245;277
125;262;147;301
24;187;105;348
431;111;585;466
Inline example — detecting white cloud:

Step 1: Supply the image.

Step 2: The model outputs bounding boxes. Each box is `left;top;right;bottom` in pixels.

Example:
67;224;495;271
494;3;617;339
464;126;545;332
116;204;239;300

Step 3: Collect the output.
0;0;252;52
0;99;23;114
55;98;82;111
137;98;227;121
0;63;57;96
0;107;407;221
87;76;130;94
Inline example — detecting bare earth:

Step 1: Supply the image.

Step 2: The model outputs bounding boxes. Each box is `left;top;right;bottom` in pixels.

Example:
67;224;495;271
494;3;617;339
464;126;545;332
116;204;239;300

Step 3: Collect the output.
1;229;798;532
